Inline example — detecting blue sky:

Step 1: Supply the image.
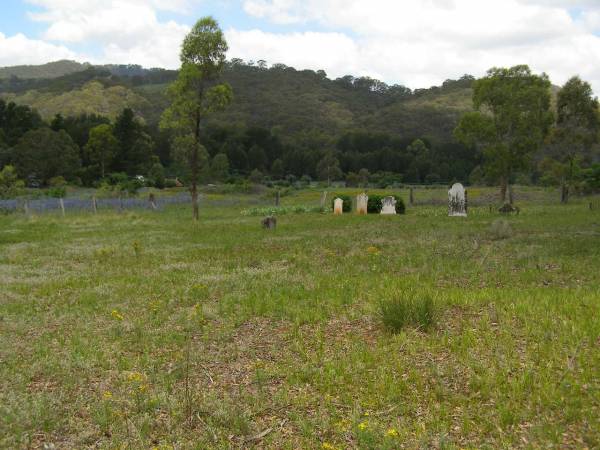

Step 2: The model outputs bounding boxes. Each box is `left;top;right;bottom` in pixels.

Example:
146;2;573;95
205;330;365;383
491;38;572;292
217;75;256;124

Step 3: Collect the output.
1;0;600;91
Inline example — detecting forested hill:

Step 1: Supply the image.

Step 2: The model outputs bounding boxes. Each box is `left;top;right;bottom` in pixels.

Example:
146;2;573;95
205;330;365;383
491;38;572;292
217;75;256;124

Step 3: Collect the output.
0;60;90;79
0;60;475;144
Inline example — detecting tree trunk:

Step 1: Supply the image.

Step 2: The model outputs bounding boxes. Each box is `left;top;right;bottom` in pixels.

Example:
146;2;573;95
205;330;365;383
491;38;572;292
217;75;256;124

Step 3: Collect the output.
560;181;569;204
192;109;201;221
191;144;199;221
500;177;508;203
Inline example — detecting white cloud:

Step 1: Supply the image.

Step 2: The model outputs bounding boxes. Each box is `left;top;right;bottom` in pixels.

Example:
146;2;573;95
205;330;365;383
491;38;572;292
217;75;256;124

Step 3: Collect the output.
237;0;600;92
25;0;192;68
0;32;77;67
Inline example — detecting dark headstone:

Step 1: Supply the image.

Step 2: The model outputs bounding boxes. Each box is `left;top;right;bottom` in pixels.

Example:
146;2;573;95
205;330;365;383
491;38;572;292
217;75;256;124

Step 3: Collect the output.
261;216;277;230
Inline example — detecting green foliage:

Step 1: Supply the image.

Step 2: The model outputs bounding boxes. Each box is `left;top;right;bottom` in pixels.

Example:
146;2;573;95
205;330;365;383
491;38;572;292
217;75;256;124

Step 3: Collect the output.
210;153;229;181
85;124;118;178
331;194;352;212
13;128;81;184
241;205;326;216
316;152;342;183
249;168;263;184
455;65;553;199
113;108;155;176
0;165;24;198
148;162;166;188
379;290;438;333
0;99;44;147
271;158;284;179
366;194;406;214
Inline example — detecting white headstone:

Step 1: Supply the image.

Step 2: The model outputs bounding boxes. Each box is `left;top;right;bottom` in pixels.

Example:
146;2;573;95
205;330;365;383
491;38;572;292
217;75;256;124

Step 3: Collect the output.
333;198;343;215
448;183;467;217
380;196;397;215
357;193;368;215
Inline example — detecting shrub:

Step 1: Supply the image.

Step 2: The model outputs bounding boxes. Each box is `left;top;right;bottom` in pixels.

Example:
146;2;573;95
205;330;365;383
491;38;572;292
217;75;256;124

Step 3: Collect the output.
489;219;513;240
331;194;352;212
367;194;406;214
379;290;437;333
47;186;66;198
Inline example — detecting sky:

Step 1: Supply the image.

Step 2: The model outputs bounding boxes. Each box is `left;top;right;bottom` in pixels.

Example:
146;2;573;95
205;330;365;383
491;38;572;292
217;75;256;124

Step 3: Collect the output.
1;0;600;91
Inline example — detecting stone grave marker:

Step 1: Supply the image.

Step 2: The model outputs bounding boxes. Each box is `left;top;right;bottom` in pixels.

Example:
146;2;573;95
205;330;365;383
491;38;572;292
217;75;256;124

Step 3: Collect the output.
333;198;343;215
448;183;467;217
357;193;368;215
380;196;397;215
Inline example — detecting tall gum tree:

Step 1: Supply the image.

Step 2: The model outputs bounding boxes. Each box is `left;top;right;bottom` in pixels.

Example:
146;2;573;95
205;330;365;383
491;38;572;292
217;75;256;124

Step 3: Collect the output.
161;17;233;220
455;65;553;204
551;76;600;203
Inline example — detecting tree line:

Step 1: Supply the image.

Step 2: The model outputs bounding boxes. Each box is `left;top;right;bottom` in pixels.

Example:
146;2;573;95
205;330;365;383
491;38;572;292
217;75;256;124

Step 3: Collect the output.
1;18;599;207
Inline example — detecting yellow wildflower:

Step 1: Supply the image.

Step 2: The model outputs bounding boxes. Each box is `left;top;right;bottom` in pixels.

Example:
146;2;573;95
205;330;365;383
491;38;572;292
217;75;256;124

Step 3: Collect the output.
111;310;124;321
358;421;368;431
386;428;399;437
102;391;113;400
367;246;380;255
322;443;337;450
126;371;145;383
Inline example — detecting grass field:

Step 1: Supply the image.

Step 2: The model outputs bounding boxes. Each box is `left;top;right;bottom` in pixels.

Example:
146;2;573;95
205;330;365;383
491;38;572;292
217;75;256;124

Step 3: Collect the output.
1;187;599;449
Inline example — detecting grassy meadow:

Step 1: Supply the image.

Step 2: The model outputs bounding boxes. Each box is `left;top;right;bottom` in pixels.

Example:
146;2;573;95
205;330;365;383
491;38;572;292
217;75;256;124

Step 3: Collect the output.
1;186;599;449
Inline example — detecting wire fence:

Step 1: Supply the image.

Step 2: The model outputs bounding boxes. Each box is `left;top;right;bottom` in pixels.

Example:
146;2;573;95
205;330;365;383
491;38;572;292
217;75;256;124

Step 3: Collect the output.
0;192;193;215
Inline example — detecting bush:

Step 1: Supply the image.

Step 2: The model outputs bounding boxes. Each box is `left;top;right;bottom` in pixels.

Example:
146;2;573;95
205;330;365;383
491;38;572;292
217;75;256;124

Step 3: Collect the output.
367;194;406;214
489;219;513;240
331;194;352;212
379;290;437;333
367;195;383;213
47;186;66;198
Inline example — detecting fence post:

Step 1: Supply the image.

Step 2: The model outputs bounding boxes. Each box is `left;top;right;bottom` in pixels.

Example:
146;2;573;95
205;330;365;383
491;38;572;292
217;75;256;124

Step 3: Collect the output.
275;190;280;207
59;198;65;217
24;200;29;217
149;193;157;210
409;187;414;206
464;190;468;214
92;196;97;214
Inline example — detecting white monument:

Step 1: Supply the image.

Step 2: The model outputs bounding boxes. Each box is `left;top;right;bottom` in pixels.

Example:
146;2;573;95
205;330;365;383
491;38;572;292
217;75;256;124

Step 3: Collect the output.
380;196;397;215
333;198;344;215
448;183;467;217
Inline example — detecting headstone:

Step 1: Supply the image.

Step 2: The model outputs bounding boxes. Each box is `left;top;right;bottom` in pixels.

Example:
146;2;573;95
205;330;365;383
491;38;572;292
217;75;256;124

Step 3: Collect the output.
333;198;343;215
356;193;368;215
320;191;328;209
261;216;277;230
448;183;467;217
380;196;397;215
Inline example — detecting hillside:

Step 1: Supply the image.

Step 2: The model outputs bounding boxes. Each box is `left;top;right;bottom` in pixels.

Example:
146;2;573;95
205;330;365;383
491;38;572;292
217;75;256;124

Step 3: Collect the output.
0;61;475;144
0;60;89;79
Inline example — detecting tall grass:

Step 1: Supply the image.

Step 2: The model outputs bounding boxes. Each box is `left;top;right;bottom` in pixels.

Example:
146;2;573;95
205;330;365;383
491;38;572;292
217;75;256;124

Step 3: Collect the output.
378;289;438;332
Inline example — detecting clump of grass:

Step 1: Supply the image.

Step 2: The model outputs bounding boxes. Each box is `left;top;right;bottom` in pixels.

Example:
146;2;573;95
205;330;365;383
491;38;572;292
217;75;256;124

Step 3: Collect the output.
489;219;513;240
378;290;437;333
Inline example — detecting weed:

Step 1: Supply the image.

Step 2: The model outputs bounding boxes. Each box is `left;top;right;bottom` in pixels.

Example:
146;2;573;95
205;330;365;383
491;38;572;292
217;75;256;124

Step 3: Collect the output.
378;290;437;332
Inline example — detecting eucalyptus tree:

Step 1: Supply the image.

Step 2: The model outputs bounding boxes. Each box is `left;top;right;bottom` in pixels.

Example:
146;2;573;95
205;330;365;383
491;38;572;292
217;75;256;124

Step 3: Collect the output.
455;65;553;203
552;76;600;202
161;17;233;220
